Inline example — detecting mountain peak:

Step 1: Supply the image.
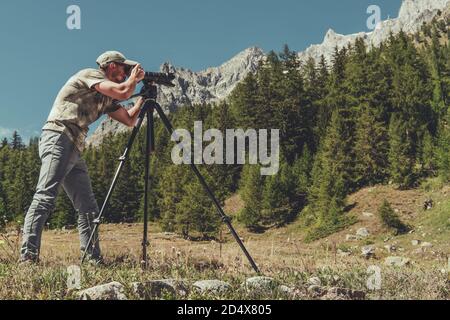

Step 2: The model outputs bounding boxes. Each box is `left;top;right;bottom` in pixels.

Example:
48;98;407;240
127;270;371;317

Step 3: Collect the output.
324;28;337;41
298;0;450;65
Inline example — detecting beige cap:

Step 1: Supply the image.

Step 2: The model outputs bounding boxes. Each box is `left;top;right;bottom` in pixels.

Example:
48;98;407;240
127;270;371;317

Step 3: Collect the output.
96;51;139;68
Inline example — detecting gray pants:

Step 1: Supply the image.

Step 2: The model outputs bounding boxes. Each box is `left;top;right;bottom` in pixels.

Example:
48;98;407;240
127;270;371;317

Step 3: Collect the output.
20;130;101;261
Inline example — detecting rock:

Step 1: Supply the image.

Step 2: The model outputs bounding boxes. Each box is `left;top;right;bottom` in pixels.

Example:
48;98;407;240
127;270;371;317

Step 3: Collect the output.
411;239;421;246
78;282;127;300
384;256;411;267
356;228;370;238
361;245;375;259
413;247;425;254
346;234;358;241
337;249;351;257
307;285;326;297
384;244;397;253
325;287;366;300
243;276;277;294
421;242;433;248
193;280;231;295
423;199;433;210
362;212;374;218
278;285;295;296
307;277;322;286
132;279;188;299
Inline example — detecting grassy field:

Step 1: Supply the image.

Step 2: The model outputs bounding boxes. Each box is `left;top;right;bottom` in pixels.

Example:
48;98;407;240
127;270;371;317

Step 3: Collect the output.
0;180;449;300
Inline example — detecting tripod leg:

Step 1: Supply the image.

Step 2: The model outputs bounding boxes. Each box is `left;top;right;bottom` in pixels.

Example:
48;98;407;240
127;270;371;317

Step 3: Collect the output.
142;108;154;268
152;102;260;274
82;103;151;264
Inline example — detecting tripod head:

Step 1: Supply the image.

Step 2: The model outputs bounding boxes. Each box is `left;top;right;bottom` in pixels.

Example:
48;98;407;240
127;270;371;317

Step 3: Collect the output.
138;70;176;101
143;71;176;88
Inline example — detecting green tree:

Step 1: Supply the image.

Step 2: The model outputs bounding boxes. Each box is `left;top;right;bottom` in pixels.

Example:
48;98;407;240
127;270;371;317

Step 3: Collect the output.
238;164;264;231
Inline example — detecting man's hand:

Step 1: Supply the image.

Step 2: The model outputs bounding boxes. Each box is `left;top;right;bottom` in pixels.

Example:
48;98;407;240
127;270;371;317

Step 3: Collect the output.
129;64;145;82
95;64;145;101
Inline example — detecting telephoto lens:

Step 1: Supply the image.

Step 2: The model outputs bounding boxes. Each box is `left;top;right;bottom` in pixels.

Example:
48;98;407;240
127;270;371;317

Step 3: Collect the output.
143;71;176;87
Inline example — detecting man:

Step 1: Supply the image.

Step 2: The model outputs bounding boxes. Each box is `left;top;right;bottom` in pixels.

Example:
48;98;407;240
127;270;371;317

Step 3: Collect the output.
20;51;145;263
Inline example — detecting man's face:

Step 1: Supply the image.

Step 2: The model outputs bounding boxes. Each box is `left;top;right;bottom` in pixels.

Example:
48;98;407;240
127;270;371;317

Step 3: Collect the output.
106;62;130;83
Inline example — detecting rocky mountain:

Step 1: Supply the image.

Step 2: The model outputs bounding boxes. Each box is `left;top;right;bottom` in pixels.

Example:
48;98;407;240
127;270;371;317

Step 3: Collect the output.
298;0;450;64
87;0;449;147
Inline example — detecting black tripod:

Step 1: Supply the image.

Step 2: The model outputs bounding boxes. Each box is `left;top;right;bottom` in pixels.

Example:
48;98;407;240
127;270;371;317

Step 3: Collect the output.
82;82;260;274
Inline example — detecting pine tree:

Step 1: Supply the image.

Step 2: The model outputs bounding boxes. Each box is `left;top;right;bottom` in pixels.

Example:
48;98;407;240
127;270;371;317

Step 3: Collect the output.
10;131;24;150
158;164;190;232
386;31;433;187
261;162;293;227
176;178;220;239
388;114;416;188
238;164;264;231
1;138;8;149
206;101;239;200
230;73;260;129
305;108;356;241
292;145;313;208
436;107;450;182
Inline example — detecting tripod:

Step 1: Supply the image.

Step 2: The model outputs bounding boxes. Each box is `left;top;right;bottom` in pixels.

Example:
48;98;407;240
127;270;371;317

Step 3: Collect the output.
82;83;260;274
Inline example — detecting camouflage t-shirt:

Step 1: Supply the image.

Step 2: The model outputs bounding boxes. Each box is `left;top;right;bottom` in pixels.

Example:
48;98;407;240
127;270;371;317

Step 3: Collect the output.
43;68;121;152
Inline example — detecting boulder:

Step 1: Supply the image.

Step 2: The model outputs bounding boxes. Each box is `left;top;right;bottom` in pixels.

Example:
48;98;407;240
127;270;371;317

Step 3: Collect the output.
361;245;375;258
278;285;295;296
337;249;351;257
421;242;433;248
78;282;127;300
384;244;396;253
132;279;187;299
356;228;370;238
243;276;277;294
325;287;366;300
384;256;411;267
307;277;322;286
193;280;231;295
307;285;326;297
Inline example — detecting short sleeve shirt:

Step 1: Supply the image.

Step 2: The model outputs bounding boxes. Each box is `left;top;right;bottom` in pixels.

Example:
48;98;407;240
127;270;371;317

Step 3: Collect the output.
42;68;121;152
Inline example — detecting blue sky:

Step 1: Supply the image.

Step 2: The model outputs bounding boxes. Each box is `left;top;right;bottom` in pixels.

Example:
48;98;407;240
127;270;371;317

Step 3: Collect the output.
0;0;402;143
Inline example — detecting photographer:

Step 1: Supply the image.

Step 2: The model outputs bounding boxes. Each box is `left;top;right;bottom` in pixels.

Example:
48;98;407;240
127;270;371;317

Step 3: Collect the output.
20;51;145;264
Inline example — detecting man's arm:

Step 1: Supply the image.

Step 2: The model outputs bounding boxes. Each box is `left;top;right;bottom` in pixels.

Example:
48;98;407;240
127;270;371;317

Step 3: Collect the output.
108;97;145;127
94;64;145;100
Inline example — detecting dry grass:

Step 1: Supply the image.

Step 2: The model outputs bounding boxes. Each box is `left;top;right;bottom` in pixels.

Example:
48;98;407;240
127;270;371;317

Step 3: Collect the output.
0;181;449;300
0;222;448;300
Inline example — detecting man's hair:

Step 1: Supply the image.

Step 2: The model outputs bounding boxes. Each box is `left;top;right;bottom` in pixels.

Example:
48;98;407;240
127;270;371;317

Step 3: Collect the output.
100;62;131;75
99;62;113;72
